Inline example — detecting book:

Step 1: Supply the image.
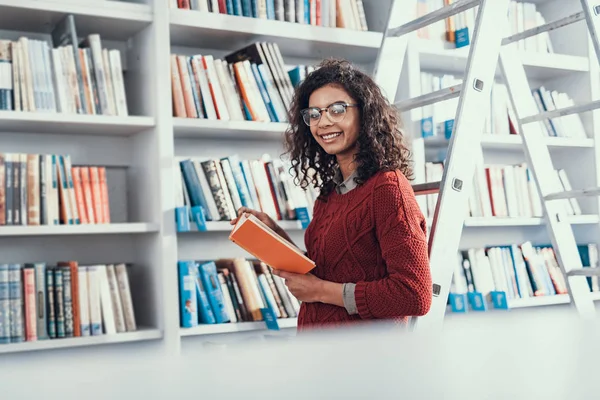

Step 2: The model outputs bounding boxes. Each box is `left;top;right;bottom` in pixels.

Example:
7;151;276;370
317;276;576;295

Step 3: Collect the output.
229;213;315;274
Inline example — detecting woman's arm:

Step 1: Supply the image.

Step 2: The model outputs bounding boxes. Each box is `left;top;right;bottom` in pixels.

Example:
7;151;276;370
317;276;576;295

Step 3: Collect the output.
353;171;432;318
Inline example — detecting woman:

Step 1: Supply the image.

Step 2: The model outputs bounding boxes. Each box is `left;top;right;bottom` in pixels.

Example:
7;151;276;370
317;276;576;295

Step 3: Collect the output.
231;58;432;331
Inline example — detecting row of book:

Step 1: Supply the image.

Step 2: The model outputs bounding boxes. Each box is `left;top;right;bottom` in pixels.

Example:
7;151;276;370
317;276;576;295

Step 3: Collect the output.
176;155;318;222
171;0;368;31
425;162;581;219
416;0;554;52
0;262;136;344
171;42;294;123
450;242;599;301
178;258;301;327
419;72;587;140
0;15;128;115
0;153;111;226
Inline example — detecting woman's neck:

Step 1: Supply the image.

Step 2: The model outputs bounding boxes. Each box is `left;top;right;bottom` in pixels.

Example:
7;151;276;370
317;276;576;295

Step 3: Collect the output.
336;154;357;181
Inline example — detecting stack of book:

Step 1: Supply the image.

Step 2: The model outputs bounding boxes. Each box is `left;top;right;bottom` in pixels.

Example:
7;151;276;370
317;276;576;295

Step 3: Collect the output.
0;14;128;115
450;242;599;301
176;155;317;223
0;262;136;344
0;153;111;226
170;0;369;31
424;162;580;220
178;258;301;327
171;42;294;123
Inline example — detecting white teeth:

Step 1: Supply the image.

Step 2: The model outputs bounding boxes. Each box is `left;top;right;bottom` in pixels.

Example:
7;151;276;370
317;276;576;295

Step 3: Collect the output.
322;132;342;140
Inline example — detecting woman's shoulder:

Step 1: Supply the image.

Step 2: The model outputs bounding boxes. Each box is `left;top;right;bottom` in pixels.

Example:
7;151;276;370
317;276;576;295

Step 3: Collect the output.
371;169;412;192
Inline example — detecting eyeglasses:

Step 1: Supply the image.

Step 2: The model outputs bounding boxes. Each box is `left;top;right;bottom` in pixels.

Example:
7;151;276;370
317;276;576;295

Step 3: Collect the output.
300;102;358;126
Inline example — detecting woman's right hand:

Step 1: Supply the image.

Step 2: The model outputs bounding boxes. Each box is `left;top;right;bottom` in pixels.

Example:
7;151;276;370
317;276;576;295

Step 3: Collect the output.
230;206;279;232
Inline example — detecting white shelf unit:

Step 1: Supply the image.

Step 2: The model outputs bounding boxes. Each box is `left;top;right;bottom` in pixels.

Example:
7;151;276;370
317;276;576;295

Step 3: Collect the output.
0;0;168;361
0;0;598;369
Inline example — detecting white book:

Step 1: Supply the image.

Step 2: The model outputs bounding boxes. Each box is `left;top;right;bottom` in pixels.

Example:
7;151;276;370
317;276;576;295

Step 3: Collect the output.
87;266;103;336
115;264;136;332
78;266;91;336
202;54;230;120
62;155;80;224
107;264;126;333
192;160;220;221
98;265;116;335
109;50;128;116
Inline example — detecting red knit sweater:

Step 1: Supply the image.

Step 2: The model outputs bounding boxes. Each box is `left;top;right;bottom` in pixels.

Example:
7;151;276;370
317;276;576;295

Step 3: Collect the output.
297;169;433;331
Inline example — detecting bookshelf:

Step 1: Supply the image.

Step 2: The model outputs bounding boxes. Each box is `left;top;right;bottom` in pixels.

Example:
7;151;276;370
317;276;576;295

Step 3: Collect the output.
0;0;599;372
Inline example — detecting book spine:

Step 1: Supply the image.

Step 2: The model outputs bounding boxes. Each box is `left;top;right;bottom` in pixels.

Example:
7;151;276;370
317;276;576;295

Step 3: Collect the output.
23;266;37;341
0;264;10;343
46;267;56;339
9;264;23;342
34;263;48;340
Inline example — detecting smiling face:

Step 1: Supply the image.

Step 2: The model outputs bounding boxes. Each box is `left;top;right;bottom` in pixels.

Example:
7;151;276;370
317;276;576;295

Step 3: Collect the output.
306;84;360;159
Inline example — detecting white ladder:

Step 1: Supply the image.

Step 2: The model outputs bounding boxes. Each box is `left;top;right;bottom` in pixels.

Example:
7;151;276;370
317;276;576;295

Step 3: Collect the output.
373;0;511;332
498;0;600;319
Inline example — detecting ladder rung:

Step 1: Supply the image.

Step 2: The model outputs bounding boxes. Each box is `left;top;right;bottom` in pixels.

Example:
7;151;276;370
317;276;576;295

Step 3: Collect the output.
502;12;584;46
387;0;480;38
521;99;600;125
394;84;462;112
412;181;441;196
567;269;600;277
545;187;600;201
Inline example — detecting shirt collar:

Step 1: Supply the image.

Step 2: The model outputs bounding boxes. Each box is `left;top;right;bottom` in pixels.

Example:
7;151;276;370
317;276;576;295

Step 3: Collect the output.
333;166;359;193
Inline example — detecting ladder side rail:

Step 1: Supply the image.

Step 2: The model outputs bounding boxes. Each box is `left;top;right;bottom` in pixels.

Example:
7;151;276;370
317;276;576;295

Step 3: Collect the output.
411;0;512;333
498;43;597;319
372;0;417;103
580;0;600;67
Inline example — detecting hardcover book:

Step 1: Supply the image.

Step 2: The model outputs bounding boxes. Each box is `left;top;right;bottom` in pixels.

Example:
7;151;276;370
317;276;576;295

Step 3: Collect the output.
229;213;315;274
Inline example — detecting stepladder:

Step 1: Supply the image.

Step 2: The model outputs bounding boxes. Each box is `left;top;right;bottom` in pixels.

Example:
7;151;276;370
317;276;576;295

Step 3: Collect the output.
373;0;512;332
498;0;600;320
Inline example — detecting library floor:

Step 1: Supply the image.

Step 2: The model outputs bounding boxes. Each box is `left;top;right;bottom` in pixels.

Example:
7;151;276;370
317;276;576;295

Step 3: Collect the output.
2;307;599;399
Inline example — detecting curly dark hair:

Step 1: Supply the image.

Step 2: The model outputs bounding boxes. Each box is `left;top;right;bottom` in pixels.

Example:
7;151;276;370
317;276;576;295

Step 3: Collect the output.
283;58;413;197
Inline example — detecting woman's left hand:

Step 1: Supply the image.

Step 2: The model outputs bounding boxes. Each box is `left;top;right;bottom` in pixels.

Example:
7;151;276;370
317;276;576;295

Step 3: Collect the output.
273;270;325;303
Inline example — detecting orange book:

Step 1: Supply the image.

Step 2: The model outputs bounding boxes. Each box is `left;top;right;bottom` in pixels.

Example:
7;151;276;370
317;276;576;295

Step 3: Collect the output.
229;213;315;274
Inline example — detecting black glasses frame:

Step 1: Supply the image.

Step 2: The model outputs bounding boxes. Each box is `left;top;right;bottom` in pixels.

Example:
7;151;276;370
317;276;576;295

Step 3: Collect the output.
300;102;359;126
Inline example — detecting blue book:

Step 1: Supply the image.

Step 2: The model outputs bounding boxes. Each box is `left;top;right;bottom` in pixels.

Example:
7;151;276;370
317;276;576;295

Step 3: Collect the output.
266;0;275;19
54;268;66;338
198;261;230;323
178;261;198;328
250;63;278;122
240;0;252;16
0;264;10;343
193;265;216;324
180;160;212;221
222;155;253;209
8;264;23;342
232;0;243;15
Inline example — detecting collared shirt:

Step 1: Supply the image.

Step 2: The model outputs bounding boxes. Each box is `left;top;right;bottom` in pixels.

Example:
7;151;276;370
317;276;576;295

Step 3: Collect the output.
332;166;359;315
333;167;359;195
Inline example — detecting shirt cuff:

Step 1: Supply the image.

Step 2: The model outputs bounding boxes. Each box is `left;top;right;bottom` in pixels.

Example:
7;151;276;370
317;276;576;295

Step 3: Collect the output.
342;283;358;315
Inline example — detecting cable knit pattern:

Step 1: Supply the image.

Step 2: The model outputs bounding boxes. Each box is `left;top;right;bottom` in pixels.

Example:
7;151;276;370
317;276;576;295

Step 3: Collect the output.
298;170;432;332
